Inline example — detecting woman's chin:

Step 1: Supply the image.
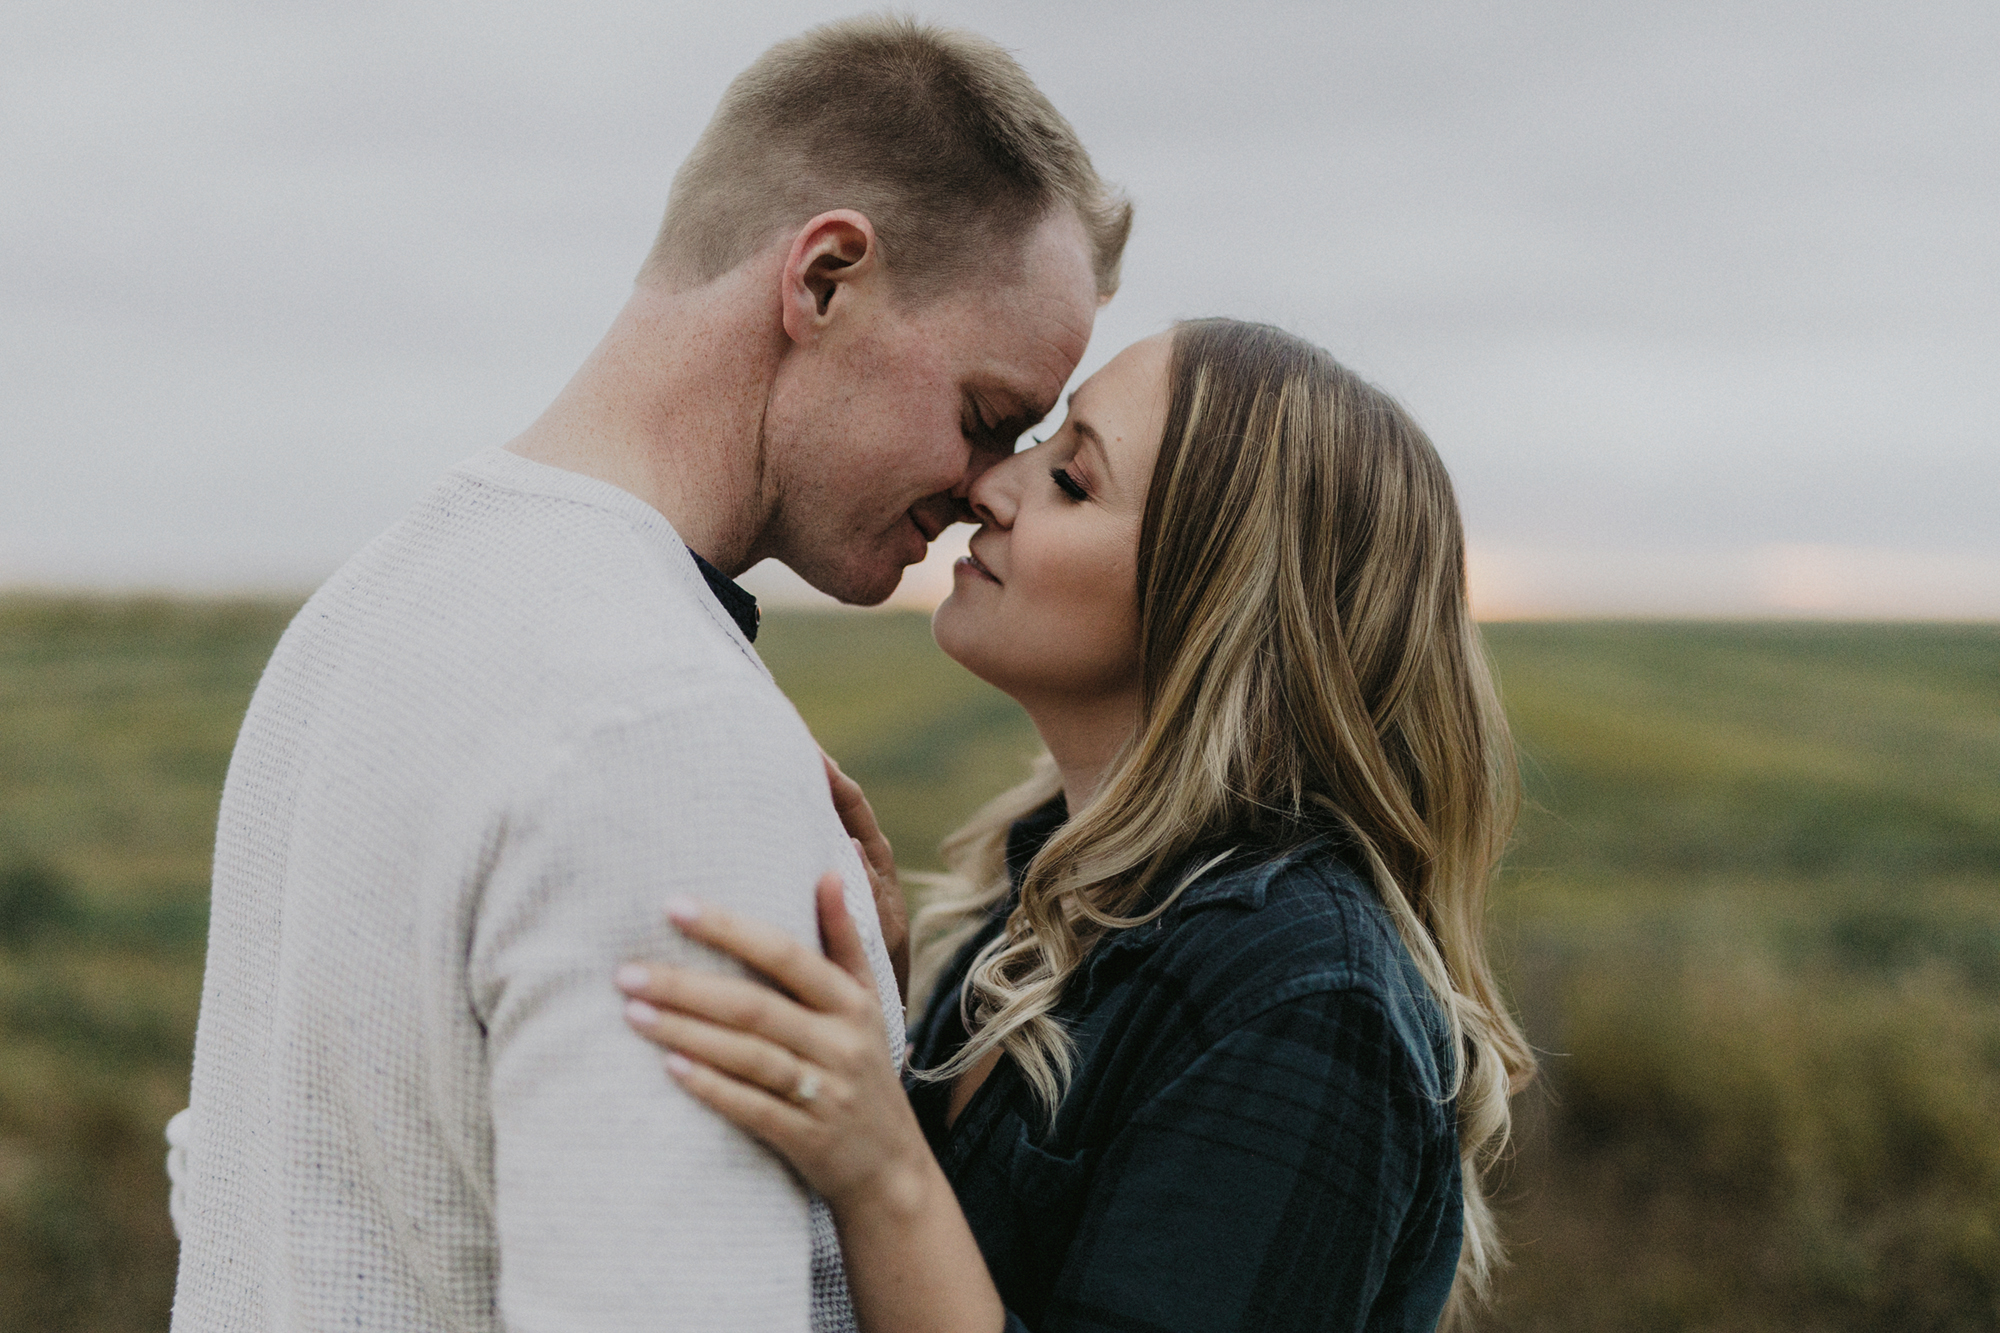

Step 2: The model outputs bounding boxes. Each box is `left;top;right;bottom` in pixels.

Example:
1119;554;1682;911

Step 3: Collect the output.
930;595;974;664
930;600;1007;691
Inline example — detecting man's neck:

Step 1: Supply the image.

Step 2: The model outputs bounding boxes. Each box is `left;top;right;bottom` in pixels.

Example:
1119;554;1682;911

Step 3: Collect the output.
507;261;784;574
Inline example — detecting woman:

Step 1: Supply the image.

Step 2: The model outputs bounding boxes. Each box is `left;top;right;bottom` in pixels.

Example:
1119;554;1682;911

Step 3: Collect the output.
616;320;1535;1332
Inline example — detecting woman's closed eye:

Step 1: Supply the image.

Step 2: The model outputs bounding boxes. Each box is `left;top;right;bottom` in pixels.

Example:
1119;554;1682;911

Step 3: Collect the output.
1050;468;1089;502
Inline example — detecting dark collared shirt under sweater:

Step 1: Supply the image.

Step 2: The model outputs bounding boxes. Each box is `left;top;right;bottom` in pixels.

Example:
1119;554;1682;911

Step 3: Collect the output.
905;800;1464;1333
689;549;760;642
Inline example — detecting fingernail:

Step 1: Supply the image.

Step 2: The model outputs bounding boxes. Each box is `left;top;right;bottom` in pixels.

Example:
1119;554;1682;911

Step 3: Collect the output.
624;998;662;1027
662;895;700;925
615;963;650;992
663;1052;694;1078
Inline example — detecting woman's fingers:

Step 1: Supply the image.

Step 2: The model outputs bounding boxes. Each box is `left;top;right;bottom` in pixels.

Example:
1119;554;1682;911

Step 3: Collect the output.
852;840;910;998
821;751;870;834
663;1052;819;1155
624;999;834;1105
816;873;874;986
824;754;896;882
821;753;910;996
662;894;866;1017
623;881;932;1208
616;957;828;1053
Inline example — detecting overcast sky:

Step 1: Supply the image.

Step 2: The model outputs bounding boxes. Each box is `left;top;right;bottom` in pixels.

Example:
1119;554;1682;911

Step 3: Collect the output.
3;0;1994;616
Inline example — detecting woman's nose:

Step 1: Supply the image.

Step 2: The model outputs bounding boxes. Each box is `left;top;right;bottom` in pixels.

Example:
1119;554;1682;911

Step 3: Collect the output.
966;449;1025;530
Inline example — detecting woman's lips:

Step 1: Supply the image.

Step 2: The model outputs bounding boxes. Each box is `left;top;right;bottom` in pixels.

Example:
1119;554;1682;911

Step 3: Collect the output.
956;550;1001;584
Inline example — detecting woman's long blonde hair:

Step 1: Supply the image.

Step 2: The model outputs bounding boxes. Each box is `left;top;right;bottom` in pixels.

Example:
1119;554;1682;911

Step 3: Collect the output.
911;319;1536;1324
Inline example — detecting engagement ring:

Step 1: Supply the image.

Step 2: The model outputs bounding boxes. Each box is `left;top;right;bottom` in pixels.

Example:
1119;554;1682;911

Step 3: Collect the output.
792;1067;822;1104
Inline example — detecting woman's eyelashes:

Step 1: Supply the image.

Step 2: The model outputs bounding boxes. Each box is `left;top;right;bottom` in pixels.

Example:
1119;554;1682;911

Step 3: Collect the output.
1050;467;1089;502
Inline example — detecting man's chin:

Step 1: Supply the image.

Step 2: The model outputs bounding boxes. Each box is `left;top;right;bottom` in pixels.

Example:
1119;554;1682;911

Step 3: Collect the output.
798;557;905;608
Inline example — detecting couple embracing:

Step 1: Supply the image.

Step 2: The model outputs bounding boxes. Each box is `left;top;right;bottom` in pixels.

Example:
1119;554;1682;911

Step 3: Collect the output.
170;17;1535;1333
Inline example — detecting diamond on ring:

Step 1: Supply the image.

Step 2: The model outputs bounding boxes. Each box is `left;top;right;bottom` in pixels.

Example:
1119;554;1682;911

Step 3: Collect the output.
793;1068;822;1104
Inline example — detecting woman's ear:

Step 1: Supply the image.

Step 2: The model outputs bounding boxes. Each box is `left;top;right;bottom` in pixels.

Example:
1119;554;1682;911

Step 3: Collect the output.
780;210;879;345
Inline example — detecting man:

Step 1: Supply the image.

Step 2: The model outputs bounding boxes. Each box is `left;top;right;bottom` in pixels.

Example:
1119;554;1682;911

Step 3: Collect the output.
170;17;1128;1332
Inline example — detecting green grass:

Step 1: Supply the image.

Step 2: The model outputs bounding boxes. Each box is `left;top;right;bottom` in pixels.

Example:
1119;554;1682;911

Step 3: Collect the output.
0;596;1995;1331
0;597;284;1330
1476;623;2000;1332
1488;621;2000;883
0;597;292;910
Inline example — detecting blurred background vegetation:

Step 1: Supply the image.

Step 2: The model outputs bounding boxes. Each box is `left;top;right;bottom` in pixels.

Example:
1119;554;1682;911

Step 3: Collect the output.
0;597;1994;1330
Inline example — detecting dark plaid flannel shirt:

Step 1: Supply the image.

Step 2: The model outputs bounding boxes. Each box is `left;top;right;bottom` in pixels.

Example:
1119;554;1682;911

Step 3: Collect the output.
906;801;1463;1333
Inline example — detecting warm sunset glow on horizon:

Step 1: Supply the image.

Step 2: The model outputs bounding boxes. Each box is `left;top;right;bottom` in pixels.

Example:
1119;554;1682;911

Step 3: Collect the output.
736;535;2000;622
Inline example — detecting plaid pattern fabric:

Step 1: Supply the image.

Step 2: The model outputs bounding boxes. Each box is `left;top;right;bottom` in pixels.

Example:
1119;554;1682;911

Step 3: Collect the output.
907;805;1462;1333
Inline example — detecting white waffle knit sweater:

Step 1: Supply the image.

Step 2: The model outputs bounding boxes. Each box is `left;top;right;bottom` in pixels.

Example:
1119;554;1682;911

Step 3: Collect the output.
173;449;901;1333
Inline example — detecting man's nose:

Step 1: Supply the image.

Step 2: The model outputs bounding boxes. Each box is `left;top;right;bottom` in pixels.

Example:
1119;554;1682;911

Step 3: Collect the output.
917;439;1015;532
907;491;972;537
952;439;1013;500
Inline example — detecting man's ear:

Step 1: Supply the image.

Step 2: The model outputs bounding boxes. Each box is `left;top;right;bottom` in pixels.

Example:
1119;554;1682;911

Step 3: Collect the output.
780;210;879;346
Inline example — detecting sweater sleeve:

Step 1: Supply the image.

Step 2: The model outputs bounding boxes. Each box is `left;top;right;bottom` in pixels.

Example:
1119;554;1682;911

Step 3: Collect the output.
468;675;835;1333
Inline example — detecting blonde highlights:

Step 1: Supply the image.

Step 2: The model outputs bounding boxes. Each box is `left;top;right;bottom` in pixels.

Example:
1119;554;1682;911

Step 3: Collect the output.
913;319;1536;1325
641;15;1131;301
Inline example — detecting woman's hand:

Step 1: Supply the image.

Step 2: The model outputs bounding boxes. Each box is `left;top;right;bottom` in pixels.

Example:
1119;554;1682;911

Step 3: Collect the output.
619;876;1009;1333
824;752;909;998
617;874;929;1210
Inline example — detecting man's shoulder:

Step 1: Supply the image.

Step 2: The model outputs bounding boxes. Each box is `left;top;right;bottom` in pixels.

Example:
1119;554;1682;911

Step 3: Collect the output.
233;451;784;801
300;451;755;686
367;449;717;616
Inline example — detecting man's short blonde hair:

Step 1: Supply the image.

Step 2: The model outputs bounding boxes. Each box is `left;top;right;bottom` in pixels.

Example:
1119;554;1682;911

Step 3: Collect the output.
641;16;1131;301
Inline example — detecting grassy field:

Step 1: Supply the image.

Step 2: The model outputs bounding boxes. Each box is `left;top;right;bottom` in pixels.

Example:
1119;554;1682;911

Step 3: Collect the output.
1;597;1995;1330
1479;623;2000;1332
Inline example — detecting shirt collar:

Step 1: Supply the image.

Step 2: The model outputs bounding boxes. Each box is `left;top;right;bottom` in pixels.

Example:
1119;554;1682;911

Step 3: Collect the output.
1003;800;1340;943
1004;795;1070;888
688;549;761;643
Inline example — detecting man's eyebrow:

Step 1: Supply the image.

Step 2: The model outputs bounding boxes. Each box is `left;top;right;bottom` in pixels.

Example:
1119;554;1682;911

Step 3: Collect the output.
973;383;1049;442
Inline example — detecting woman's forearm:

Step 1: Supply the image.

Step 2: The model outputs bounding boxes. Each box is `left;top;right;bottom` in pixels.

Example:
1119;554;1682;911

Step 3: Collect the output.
830;1152;1007;1333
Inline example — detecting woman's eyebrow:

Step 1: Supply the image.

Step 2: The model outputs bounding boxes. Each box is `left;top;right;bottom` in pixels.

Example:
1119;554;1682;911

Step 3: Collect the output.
1070;417;1114;486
